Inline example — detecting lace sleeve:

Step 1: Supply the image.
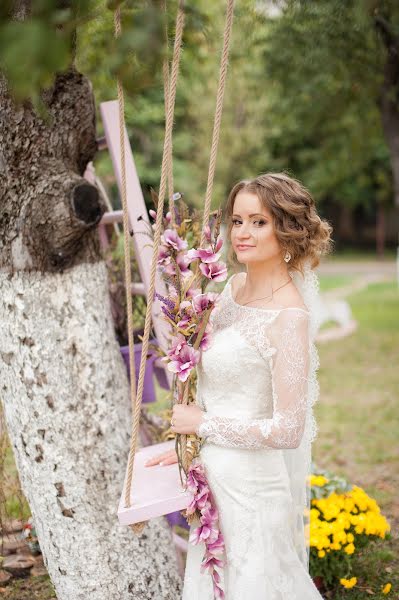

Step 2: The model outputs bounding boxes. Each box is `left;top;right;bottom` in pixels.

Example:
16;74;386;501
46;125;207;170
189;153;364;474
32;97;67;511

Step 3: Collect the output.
196;310;310;450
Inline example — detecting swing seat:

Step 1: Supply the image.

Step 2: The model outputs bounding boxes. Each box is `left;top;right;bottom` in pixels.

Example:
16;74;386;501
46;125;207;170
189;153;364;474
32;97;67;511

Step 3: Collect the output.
117;439;191;526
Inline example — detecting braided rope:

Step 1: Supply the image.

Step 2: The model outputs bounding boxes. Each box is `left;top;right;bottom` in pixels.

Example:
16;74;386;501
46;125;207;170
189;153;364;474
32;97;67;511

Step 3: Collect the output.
113;6;138;503
163;1;175;226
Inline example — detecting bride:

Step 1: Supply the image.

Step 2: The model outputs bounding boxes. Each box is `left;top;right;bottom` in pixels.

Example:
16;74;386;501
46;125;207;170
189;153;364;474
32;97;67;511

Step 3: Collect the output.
145;173;333;599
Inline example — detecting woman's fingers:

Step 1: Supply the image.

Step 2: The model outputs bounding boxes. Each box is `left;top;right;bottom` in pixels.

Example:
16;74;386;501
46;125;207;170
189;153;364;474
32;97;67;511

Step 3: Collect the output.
144;449;178;467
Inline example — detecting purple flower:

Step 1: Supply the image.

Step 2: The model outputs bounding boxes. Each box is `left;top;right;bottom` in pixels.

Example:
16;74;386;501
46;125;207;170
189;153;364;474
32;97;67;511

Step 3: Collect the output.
206;531;225;556
154;291;176;312
192;292;218;314
187;247;220;264
200;504;219;525
165;333;187;360
199;324;213;351
157;245;171;268
200;262;228;282
189;521;219;545
162;229;188;251
176;252;192;276
200;554;225;572
187;463;208;490
186;286;202;299
167;343;200;382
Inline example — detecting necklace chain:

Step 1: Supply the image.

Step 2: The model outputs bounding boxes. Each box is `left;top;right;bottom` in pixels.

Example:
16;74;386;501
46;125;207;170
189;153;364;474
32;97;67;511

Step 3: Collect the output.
237;277;292;307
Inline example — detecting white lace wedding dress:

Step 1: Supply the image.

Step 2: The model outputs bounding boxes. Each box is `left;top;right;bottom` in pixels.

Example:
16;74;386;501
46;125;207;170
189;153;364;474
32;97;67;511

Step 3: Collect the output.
181;270;324;600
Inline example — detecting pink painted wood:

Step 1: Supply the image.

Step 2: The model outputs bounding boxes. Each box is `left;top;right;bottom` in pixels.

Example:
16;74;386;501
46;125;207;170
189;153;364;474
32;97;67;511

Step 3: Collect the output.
99;99;173;389
117;440;191;526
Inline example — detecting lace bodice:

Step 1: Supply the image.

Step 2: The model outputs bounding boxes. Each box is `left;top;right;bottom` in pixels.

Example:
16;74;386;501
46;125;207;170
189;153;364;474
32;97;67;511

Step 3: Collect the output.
196;273;311;451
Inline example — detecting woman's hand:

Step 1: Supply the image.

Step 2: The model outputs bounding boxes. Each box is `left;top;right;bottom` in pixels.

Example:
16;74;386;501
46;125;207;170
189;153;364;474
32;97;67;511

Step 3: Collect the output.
170;404;205;435
144;449;178;467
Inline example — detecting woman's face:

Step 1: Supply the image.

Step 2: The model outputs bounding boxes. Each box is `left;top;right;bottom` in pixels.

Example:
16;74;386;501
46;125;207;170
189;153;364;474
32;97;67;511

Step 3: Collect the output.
230;190;282;264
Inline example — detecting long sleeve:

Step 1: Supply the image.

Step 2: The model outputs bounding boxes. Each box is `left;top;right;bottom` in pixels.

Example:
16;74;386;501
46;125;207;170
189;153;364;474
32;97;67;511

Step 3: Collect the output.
196;310;310;450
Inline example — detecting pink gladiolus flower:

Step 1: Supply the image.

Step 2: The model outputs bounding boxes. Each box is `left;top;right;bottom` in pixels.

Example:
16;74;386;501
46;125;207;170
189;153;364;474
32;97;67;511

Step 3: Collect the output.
192;292;218;314
200;555;224;572
214;235;223;253
189;521;219;545
187;247;220;264
200;504;219;525
157;245;171;267
167;344;200;382
186;286;202;299
200;261;228;282
203;224;212;242
165;333;187;360
187;461;226;599
176;252;192;276
206;531;225;555
162;229;188;251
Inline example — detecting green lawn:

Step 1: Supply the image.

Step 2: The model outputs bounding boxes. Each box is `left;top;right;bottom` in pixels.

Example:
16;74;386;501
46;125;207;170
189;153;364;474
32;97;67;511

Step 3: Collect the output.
313;278;398;598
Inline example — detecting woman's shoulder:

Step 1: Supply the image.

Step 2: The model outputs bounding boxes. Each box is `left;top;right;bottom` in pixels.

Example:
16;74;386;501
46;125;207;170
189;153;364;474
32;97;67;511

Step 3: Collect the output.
229;271;308;313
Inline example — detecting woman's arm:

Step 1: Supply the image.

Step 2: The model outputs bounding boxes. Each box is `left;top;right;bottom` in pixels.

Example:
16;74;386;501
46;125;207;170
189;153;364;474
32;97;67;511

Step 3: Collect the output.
196;310;310;450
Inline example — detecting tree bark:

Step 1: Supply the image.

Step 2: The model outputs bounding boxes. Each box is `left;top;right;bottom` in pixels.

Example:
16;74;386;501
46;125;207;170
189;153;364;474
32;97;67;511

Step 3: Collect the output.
0;58;182;600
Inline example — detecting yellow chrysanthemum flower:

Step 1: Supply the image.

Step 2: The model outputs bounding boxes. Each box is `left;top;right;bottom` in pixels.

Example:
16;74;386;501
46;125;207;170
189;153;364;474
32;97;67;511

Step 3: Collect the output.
311;475;329;486
340;577;357;589
382;582;392;594
344;542;355;555
318;550;326;558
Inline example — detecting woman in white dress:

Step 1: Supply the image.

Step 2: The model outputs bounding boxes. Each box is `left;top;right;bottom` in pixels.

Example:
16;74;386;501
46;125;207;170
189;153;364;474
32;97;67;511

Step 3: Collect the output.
145;173;333;599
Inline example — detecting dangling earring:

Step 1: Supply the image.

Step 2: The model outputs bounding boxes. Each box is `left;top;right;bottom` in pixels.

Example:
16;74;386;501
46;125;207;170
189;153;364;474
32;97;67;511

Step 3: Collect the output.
284;250;291;263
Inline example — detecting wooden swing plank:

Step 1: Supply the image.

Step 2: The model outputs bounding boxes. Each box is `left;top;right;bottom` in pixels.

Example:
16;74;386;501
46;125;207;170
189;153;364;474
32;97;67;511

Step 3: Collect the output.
117;439;191;526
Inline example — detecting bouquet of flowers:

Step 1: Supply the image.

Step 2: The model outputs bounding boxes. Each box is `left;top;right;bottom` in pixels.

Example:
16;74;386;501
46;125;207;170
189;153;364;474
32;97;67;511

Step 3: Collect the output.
149;192;227;598
309;464;392;594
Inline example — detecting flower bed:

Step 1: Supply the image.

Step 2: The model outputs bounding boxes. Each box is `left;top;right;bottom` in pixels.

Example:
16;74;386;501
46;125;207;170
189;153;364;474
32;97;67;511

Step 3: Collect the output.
309;465;392;595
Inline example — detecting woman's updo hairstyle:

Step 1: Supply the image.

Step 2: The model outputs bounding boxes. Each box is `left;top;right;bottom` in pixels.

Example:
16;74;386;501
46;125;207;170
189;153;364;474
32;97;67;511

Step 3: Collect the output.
224;172;334;276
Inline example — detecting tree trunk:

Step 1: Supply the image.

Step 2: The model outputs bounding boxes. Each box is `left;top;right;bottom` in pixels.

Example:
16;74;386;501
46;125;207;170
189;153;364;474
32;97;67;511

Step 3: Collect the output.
0;66;182;600
376;199;386;257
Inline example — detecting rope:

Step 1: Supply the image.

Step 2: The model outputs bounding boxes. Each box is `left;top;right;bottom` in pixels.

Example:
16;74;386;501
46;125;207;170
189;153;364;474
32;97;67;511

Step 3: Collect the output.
200;0;235;249
113;8;139;526
163;1;175;226
115;1;186;532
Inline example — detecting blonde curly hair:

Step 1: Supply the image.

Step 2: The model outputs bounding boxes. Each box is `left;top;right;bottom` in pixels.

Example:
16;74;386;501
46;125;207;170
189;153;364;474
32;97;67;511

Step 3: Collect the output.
224;172;334;275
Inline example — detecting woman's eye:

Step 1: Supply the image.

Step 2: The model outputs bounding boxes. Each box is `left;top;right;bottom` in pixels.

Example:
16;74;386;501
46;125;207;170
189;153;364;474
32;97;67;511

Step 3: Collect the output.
231;218;267;226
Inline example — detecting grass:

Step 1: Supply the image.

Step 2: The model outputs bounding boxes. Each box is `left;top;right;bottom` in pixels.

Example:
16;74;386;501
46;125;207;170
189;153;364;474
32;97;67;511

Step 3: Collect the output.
318;275;355;292
313;278;398;598
0;576;56;599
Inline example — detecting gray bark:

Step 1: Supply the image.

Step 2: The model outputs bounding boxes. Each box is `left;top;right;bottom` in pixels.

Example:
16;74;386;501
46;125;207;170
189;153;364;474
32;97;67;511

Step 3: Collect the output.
0;263;182;599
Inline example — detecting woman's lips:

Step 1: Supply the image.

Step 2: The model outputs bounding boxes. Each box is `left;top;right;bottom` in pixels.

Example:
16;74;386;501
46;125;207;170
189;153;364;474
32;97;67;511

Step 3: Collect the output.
236;245;254;250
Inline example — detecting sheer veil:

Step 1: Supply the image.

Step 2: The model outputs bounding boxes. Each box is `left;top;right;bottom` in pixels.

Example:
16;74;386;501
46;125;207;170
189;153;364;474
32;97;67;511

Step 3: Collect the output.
285;258;322;571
